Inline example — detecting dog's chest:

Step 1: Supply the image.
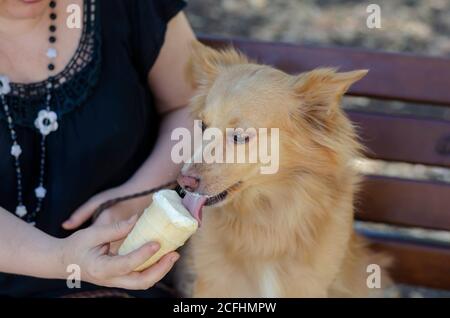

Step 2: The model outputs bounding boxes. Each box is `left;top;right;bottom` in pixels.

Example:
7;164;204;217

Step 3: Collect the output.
193;212;287;297
258;264;282;298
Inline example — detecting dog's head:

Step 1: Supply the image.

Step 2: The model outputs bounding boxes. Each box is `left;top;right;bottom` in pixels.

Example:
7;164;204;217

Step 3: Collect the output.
178;41;367;222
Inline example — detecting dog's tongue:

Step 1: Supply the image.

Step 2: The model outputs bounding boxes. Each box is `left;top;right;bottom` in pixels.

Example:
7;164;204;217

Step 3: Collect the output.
182;193;207;225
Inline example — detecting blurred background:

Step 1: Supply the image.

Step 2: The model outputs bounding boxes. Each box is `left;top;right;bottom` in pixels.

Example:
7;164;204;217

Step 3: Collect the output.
186;0;450;57
184;0;450;298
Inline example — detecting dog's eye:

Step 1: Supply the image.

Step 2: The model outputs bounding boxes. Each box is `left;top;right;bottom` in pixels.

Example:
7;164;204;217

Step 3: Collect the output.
233;133;250;144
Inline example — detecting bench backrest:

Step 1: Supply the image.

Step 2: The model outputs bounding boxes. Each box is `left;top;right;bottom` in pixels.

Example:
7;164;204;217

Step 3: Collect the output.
200;36;450;290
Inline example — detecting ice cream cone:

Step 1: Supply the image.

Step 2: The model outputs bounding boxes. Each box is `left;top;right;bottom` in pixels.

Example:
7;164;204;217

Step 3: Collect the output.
118;190;198;271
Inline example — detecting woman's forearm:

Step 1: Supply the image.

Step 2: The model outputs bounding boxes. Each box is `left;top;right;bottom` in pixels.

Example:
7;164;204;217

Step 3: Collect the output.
0;207;66;280
127;105;192;195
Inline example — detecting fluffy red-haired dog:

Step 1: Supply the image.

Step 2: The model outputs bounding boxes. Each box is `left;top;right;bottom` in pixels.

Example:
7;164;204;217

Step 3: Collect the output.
176;42;391;297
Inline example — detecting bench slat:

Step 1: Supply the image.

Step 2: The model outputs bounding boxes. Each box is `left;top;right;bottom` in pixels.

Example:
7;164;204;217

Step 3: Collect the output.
357;176;450;231
348;110;450;168
368;237;450;290
201;36;450;106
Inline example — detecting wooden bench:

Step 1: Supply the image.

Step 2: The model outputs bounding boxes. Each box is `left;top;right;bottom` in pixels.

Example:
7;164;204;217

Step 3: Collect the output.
200;35;450;291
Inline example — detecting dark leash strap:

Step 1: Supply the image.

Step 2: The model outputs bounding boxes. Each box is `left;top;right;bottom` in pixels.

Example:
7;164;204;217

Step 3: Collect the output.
92;180;179;221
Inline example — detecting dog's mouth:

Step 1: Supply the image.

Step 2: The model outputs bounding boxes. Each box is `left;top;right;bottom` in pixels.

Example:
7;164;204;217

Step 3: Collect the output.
176;182;241;225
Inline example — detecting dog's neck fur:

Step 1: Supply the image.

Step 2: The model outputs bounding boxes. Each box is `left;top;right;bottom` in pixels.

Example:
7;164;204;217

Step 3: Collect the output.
206;167;358;261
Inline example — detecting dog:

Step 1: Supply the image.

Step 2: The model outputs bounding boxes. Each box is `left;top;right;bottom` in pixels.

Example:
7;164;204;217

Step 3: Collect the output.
175;41;391;297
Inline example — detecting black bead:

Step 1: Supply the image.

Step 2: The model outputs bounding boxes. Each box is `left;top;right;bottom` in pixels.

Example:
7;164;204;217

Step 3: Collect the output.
49;1;56;8
49;25;56;32
48;64;55;71
49;36;56;43
50;13;57;20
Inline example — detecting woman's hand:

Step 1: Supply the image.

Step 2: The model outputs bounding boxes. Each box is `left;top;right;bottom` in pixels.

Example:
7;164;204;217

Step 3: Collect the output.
60;215;179;290
63;183;151;228
62;183;152;253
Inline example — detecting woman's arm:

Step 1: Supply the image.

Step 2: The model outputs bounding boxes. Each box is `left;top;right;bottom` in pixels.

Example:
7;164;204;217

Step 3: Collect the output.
130;12;196;191
0;206;66;279
0;206;178;289
64;12;196;229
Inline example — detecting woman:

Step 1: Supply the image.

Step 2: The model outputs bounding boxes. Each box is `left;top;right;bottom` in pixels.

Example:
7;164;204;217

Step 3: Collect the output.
0;0;195;297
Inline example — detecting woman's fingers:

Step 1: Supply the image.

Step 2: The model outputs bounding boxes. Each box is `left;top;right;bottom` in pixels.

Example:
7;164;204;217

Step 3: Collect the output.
108;239;125;255
100;242;161;277
110;252;179;290
88;215;138;245
94;209;115;225
62;197;99;230
138;251;179;284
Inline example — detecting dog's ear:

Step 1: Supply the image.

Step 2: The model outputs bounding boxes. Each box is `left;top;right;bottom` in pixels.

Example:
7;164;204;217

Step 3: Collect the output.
291;68;368;124
186;40;249;89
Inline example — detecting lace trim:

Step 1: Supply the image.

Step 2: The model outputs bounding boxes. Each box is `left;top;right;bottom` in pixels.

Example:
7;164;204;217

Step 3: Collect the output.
0;0;101;128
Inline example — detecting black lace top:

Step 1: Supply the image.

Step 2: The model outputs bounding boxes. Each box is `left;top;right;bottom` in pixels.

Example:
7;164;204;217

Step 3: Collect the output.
0;0;186;297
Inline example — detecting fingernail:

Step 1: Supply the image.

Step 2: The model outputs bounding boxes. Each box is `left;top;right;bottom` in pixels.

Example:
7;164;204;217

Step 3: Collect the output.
170;255;179;263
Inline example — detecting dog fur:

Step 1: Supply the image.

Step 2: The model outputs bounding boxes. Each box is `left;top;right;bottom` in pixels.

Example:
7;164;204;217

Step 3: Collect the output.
175;41;391;297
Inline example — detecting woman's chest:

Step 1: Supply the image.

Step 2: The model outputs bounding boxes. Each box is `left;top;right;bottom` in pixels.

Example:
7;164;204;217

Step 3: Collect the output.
0;0;83;84
0;32;159;212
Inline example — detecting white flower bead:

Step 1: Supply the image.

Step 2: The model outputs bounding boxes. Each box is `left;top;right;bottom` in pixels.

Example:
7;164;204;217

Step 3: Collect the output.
35;186;47;199
11;144;22;158
15;205;27;217
34;110;59;136
0;74;11;95
46;48;58;59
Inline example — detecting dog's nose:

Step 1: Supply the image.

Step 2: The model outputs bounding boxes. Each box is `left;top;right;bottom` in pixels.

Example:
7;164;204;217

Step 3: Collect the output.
177;175;200;192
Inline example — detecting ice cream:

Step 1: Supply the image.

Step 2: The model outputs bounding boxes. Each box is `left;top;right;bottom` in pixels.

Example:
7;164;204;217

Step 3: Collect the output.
118;189;198;271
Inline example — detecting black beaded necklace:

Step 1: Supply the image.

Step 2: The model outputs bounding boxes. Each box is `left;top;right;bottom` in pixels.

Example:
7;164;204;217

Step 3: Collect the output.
0;0;59;225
